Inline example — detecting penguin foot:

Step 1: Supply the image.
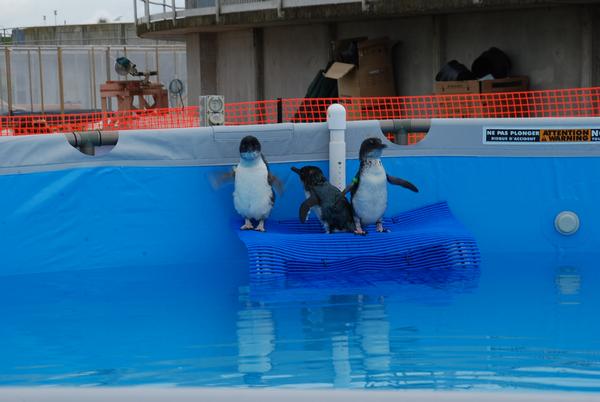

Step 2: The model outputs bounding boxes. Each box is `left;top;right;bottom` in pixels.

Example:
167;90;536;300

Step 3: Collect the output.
354;228;367;236
240;219;254;230
376;222;390;233
255;221;266;232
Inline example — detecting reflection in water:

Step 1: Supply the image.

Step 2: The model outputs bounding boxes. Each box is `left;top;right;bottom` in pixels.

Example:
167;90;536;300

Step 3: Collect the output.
555;266;581;305
237;263;481;388
236;306;275;386
248;263;481;304
357;302;391;376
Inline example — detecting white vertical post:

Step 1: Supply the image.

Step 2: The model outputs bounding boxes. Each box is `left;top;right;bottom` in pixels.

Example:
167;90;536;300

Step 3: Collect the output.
145;0;151;28
327;103;346;191
172;0;177;25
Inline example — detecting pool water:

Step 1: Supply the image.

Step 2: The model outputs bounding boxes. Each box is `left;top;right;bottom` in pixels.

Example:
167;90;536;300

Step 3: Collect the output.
1;251;599;391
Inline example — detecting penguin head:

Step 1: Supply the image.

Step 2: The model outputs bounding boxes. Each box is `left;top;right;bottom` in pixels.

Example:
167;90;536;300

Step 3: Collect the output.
239;135;262;161
359;137;387;160
291;166;327;188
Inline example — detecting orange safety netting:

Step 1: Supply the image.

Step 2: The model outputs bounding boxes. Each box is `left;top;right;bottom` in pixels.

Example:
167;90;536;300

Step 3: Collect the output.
0;107;200;136
281;87;600;123
2;87;599;138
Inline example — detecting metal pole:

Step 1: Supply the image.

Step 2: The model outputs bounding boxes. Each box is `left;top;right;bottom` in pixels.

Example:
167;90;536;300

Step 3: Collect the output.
106;46;112;111
163;0;166;14
277;97;282;123
123;46;128;81
88;49;94;110
173;46;177;78
215;0;220;23
4;48;13;115
0;52;4;114
38;47;45;113
155;46;160;83
133;0;138;25
145;0;151;28
57;47;65;114
27;50;34;112
91;48;97;110
172;0;177;25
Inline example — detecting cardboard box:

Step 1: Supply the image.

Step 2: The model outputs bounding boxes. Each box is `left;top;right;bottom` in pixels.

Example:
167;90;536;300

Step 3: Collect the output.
434;76;529;94
325;38;396;97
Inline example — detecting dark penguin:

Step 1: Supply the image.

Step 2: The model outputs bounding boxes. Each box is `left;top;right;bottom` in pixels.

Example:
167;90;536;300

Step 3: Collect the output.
343;137;419;234
291;166;357;234
223;136;282;232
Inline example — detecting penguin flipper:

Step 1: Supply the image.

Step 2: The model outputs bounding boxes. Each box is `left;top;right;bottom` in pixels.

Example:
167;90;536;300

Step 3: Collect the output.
268;173;285;195
341;182;357;197
387;174;419;193
299;196;319;223
342;175;359;197
209;169;235;190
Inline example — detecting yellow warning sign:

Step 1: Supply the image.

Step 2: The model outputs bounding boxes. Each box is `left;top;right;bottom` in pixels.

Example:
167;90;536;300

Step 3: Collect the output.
540;129;591;142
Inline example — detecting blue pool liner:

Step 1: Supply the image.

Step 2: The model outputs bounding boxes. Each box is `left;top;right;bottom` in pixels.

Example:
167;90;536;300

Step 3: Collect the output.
237;202;481;277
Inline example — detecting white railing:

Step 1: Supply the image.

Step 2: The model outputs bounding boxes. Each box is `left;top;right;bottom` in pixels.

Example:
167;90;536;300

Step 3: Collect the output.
134;0;367;26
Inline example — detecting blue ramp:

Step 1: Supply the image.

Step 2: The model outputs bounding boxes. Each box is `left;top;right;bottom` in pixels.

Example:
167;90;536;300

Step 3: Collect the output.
237;202;480;277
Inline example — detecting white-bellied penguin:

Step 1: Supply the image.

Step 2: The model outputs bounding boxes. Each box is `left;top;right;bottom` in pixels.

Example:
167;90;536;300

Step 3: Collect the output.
215;135;283;232
343;137;419;234
291;165;359;234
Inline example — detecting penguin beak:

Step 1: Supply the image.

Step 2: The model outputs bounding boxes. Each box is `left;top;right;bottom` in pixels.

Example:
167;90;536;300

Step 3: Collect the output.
291;167;301;175
377;143;388;150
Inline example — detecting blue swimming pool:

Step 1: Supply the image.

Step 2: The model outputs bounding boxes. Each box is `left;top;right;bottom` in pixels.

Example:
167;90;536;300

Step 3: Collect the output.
1;251;599;390
1;118;599;394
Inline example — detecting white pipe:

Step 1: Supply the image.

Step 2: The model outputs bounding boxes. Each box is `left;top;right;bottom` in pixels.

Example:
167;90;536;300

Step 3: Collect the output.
327;103;346;191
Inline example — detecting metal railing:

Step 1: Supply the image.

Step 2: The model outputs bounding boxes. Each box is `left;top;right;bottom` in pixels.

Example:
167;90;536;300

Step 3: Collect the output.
134;0;366;26
0;45;187;115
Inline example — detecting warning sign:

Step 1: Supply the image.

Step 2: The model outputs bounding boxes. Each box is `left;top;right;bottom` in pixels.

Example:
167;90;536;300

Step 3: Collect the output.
484;128;600;144
540;129;591;142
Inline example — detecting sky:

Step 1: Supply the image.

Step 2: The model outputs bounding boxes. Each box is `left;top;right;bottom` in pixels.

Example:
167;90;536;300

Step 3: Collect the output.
0;0;135;29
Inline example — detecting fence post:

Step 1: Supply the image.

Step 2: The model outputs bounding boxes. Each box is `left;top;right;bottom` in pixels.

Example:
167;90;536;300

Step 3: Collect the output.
57;47;65;114
4;48;13;115
145;0;151;28
277;97;282;123
38;47;45;114
27;50;34;113
327;103;346;191
91;48;97;110
172;0;177;25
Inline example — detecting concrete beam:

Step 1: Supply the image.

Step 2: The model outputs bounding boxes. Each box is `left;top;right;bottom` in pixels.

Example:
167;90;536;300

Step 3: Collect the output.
137;0;590;38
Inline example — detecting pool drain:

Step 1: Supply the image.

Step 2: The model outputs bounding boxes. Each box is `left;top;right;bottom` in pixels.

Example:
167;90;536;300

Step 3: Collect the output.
554;211;580;236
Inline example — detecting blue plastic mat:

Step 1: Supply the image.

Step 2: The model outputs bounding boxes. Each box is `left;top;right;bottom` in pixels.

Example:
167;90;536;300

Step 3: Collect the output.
237;202;480;277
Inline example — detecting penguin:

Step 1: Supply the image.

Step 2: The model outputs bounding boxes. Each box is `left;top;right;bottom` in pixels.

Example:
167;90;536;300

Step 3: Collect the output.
216;136;283;232
291;166;358;234
343;137;419;234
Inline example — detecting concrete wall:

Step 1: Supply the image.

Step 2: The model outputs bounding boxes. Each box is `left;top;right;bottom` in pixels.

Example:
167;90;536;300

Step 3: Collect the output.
217;30;258;102
263;25;331;100
445;7;586;90
183;4;598;104
12;23;174;46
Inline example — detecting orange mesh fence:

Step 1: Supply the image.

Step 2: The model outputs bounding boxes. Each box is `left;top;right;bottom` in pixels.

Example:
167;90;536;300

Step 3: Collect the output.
1;87;599;136
225;100;279;126
0;107;200;136
281;87;600;122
